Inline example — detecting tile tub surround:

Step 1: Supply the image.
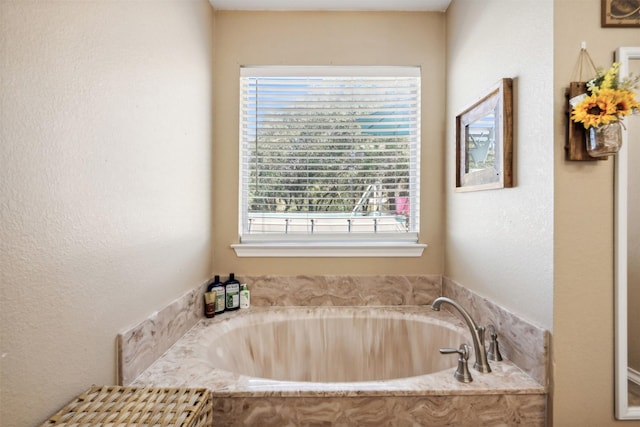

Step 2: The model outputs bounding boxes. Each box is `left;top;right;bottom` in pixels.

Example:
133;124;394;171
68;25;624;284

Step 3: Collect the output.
117;280;208;386
118;274;441;385
211;395;546;426
131;306;545;426
118;275;548;391
242;274;443;306
442;277;550;387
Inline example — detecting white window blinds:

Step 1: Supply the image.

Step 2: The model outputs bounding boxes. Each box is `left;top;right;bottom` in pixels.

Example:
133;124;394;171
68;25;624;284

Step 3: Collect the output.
239;66;421;243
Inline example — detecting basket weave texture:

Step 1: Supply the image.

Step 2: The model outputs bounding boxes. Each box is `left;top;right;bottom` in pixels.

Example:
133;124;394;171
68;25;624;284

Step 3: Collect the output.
41;386;212;426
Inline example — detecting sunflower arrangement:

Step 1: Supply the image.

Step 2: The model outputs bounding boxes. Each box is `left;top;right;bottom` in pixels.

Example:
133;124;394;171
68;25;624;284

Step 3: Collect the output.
571;62;640;129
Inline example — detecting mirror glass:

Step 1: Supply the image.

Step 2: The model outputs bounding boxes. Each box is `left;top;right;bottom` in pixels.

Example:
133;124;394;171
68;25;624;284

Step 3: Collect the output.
615;46;640;420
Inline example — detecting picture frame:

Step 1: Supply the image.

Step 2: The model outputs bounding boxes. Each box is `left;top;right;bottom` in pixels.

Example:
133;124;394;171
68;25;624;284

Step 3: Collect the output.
455;78;513;192
602;0;640;27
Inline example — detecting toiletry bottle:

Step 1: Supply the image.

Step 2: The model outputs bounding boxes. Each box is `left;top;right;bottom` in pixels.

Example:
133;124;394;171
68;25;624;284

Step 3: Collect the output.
204;275;220;318
211;275;226;315
240;284;250;309
204;292;216;318
225;273;241;311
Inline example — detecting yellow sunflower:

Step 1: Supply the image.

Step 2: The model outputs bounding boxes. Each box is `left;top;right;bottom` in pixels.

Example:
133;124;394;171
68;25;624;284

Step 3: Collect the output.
571;62;639;129
608;89;640;117
571;92;618;129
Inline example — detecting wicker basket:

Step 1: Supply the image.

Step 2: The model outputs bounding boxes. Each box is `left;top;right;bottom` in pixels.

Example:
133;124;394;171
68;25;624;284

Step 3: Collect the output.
41;386;212;426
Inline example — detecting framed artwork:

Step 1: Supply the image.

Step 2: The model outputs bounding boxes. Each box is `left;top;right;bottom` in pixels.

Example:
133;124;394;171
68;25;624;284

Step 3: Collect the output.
455;78;513;192
602;0;640;27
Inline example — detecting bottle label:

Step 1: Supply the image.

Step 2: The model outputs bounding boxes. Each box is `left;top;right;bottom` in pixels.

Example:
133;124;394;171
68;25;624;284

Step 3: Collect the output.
240;291;250;309
214;287;225;313
226;283;240;309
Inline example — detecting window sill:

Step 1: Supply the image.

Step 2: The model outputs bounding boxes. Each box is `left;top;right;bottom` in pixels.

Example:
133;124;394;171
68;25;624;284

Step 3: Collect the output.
231;242;427;257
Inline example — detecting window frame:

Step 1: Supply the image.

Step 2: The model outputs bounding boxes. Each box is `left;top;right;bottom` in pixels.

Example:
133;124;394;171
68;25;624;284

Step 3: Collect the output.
233;65;426;257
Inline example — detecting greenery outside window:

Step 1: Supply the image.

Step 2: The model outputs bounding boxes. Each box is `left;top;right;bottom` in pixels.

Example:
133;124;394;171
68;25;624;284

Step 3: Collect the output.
233;66;425;257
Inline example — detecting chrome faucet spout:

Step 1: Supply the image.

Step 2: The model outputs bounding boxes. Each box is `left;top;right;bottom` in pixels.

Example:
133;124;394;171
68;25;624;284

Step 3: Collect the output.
431;297;491;373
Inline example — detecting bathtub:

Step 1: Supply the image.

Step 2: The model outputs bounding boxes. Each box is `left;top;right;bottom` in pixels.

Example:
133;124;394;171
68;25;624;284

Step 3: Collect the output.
132;306;546;426
211;307;465;383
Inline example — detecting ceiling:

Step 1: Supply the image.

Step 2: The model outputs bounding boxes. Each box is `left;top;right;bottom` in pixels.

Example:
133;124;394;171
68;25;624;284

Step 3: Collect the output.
208;0;451;12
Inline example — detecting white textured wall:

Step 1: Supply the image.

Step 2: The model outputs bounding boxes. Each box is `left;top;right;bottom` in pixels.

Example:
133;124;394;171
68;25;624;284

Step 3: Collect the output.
445;0;554;331
0;1;214;426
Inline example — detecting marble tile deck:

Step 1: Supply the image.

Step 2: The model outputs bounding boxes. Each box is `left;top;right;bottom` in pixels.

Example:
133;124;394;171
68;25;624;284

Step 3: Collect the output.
130;305;546;426
211;394;546;426
131;306;543;396
118;275;441;385
117;281;208;386
118;274;549;426
442;277;549;386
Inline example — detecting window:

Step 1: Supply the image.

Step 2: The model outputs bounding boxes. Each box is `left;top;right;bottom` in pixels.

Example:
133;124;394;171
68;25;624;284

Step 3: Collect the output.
234;66;424;257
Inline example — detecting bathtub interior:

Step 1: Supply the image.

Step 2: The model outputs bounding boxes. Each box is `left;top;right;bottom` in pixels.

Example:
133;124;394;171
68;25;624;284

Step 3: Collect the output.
208;310;467;383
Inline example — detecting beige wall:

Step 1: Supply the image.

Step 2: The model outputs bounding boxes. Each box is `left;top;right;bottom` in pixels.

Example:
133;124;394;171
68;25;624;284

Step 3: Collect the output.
0;1;214;426
212;11;446;275
553;0;640;425
445;0;554;331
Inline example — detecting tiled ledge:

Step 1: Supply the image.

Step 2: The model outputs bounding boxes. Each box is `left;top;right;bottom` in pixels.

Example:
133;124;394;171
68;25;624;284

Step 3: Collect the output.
240;274;442;306
118;274;548;388
117;280;208;386
131;306;544;397
442;277;549;387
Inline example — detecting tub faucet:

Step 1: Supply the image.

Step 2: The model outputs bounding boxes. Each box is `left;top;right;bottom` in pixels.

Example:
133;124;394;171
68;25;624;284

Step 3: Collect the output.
431;297;491;373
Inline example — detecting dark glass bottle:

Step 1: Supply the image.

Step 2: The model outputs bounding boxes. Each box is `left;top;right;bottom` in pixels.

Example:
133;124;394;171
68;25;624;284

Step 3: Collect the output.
211;275;226;314
224;273;241;311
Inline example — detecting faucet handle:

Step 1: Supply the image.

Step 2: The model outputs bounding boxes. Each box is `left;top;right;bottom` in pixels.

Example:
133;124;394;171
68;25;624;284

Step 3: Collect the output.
487;324;503;361
440;345;469;358
440;344;473;383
